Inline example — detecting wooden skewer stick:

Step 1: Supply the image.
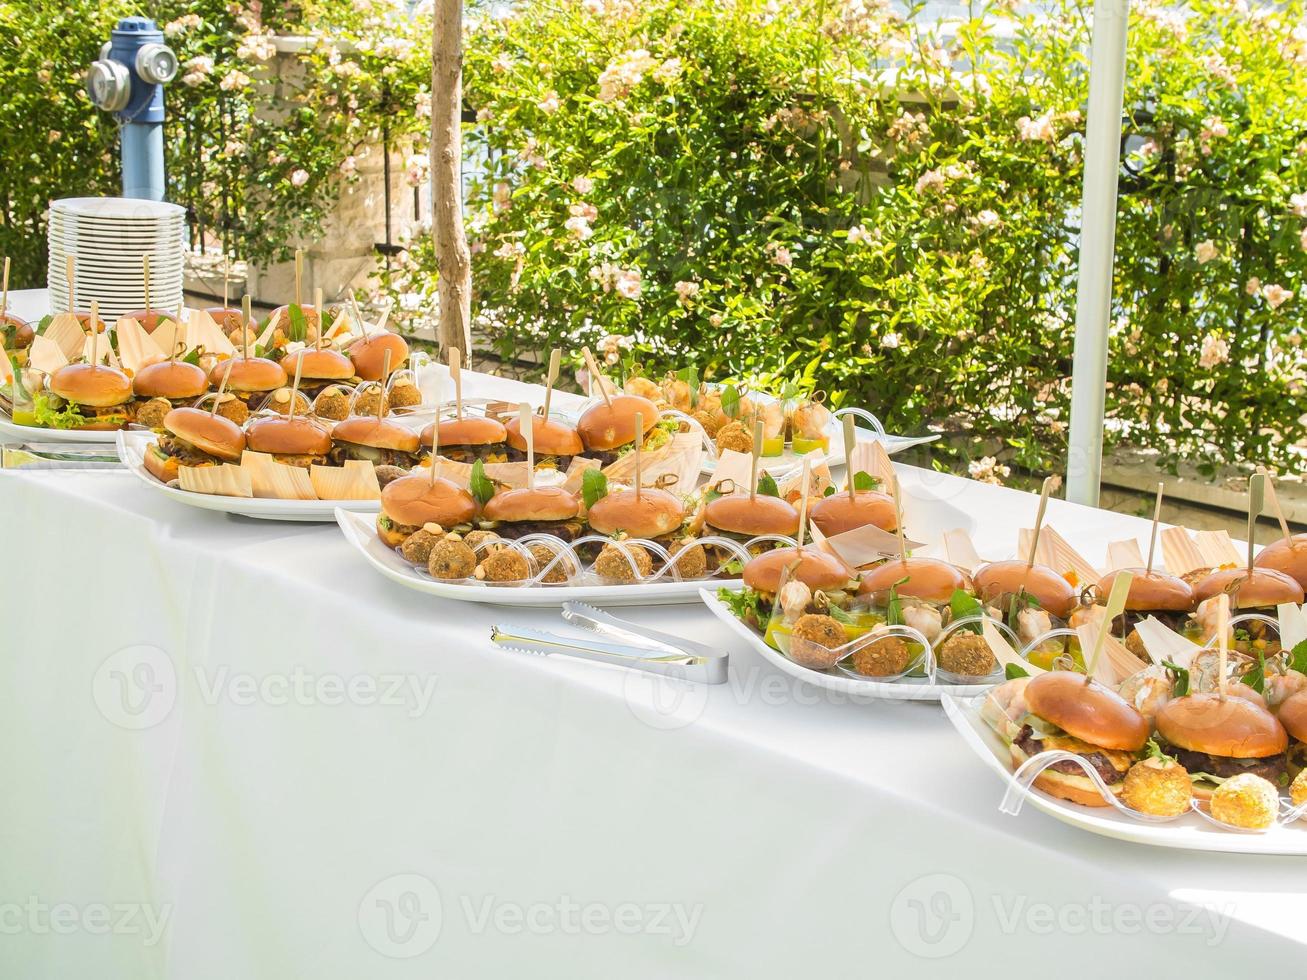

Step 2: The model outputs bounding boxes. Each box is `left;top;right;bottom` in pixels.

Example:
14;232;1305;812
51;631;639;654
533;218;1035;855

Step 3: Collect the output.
223;257;230;310
88;300;99;366
288;354;305;421
376;350;392;422
1;256;10;323
314;287;323;351
1145;482;1164;575
294;249;303;309
241;295;253;360
748;418;763;501
66;254;75;314
542;348;561;421
429;373;444;486
580;346;612;407
1086;569;1133;683
211;358;235;417
1217;593;1230;700
1260;468;1293;544
374;300;393;335
1246;472;1265;575
843;414;858;500
797;456;812;549
520;402;536;491
348;293;370;341
143;254;151;315
633;412;643;501
1025;476;1055;568
891;472;906;562
449;347;463;420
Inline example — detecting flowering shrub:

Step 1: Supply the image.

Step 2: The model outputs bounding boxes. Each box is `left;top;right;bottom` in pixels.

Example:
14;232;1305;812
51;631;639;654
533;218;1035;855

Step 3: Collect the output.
457;0;1307;474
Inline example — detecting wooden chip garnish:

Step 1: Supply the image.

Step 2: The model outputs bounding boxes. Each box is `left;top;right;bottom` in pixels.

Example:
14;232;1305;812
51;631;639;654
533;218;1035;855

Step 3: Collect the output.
848;436;895;488
1133;616;1202;668
1277;603;1307;652
179;462;252;498
1159;526;1206;577
27;335;69;374
310;460;381;500
188;309;236;356
562;456;602;495
43;312;86;360
982;620;1042;675
776;449;832;500
822;523;926;569
1194;530;1240;569
1016;525;1097;587
241;450;316;499
1075;619;1139;686
942;528;984;572
707;449;753;494
1105;538;1143;571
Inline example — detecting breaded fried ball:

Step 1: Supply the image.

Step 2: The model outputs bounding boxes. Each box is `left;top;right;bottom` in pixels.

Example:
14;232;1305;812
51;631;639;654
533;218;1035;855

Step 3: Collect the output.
671;540;707;580
1122;757;1193;817
266;388;312;415
353;386;388;417
788;614;846;670
214;394;249;426
594;542;654;582
715;420;753;454
850;633;911;677
1210;773;1280;830
400;526;443;565
313;386;351;421
937;632;996;678
429;538;477;580
135;397;172;430
691;409;721;438
389;377;422;408
479;547;530;583
529;543;574;584
463;530;502;553
374;464;409;488
1291;769;1307;811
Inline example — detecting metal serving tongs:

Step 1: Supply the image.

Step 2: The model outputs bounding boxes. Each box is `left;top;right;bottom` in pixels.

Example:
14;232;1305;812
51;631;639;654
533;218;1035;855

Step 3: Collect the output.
489;602;728;684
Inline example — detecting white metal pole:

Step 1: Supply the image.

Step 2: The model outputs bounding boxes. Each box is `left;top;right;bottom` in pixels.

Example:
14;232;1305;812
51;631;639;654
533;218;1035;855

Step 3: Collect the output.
1066;0;1131;507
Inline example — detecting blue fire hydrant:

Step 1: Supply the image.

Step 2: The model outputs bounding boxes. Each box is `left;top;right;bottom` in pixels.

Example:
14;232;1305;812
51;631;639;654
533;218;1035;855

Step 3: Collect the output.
85;17;178;201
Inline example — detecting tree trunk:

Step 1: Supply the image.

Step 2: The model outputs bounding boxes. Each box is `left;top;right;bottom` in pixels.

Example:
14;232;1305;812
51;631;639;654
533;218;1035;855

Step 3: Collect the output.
431;0;472;353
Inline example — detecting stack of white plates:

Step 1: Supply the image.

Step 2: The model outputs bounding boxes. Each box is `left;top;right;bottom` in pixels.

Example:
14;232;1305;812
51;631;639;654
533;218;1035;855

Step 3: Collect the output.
47;197;186;320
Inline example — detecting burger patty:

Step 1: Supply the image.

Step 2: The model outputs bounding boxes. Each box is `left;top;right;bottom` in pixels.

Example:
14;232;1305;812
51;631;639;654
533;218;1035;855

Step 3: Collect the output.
1014;725;1129;785
483;519;584;542
504;446;574;470
442;444;510;465
1168;746;1286;783
1115;610;1188;635
155;433;223;467
327;443;419;468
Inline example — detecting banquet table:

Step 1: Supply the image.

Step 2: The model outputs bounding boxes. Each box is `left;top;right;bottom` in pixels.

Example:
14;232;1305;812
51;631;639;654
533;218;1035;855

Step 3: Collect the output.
2;297;1305;977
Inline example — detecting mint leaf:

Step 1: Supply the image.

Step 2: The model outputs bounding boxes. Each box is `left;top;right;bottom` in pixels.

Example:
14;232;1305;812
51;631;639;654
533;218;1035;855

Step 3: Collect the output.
823;485;836;497
757;472;779;497
182;347;202;366
1164;660;1190;697
949;589;985;634
287;303;308;343
1291;639;1307;675
852;470;879;492
828;604;855;625
468;459;495;506
1245;650;1266;694
581;467;608;509
1004;663;1029;680
720;383;740;419
36;315;53;335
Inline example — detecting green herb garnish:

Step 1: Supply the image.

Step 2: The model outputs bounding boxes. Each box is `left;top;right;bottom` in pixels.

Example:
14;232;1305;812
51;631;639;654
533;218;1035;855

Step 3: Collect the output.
1004;663;1029;680
468;459;496;506
287;303;308;343
756;472;779;497
851;470;879;492
1164;660;1190;697
949;589;985;634
581;467;609;509
720;383;740;419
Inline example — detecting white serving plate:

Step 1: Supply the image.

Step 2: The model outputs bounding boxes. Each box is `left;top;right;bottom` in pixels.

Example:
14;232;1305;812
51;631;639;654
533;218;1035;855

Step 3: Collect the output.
117;432;381;522
700;588;996;701
940;691;1307;855
701;424;938;476
336;508;739;606
0;413;124;445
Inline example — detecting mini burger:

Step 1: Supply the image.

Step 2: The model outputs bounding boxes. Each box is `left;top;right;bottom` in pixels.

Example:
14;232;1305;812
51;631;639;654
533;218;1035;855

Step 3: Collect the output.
1156;692;1288;795
123;309;181;335
280;347;356;398
1278;691;1307;778
973;559;1078;648
735;546;858;623
586;486;689;549
213;355;288;411
244;414;332;468
577;394;668;467
702;493;800;546
376;473;477;549
1192;567;1304;650
38;363;134;429
1094;568;1196;659
204;308;245;334
131;360;209;429
423;415;510;464
1254;535;1307;591
328;416;421;467
504;414;582;470
809;487;898;537
347;332;409;382
480;486;583;541
1010;670;1150;805
143;407;245;484
1;312;33;352
857;557;977;656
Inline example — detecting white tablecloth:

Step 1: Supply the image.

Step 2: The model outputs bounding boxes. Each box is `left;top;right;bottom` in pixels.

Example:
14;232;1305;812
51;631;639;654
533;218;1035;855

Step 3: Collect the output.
2;337;1304;977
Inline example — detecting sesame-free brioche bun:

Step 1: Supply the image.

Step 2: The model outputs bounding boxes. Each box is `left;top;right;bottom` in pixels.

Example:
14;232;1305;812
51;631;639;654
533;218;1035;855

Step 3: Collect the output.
48;363;133;407
244;415;333;457
422;415;508;449
282;347;354;381
161;407;245;462
1253;536;1307;591
132;359;208;399
1;312;33;348
741;546;854;595
858;557;972;604
204;308;245;332
1193;566;1304;608
1024;670;1150;752
703;493;800;538
1096;568;1196;612
586;488;685;539
347;332;409;381
577;394;658;451
214;356;287;393
379;473;476;530
505;415;584;456
1277;691;1307;742
1156;693;1288;758
482;486;580;523
809;490;898;536
123;309;179;334
974;559;1078;619
331;416;420;453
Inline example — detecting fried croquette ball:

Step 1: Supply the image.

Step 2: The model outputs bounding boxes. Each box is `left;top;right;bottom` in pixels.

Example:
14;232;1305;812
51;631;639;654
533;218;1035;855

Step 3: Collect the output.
624;376;662;402
134;397;172;430
715;420;754;454
478;547;530;583
671;541;707;580
388;378;422;408
1291;769;1307;811
850;633;911;677
529;543;573;584
210;394;247;425
463;530;502;553
788;614;847;670
937;631;996;677
429;538;477;580
594;542;654;582
353;386;388;417
691;409;721;438
1210;773;1280;830
400;526;444;565
267;387;312;415
374;464;409;488
1122;757;1193;817
313;386;352;421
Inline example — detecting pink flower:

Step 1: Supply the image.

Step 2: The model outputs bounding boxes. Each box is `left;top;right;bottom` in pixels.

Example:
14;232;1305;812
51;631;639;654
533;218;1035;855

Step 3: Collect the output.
290;169;309;188
1263;283;1294;309
674;280;699;305
615;268;642;300
914;169;945;195
766;242;793;268
1194;240;1218;264
340;156;357;176
847;225;872;245
564;216;593;240
973;209;1001;228
1016;111;1055;142
569;202;598;221
1291;193;1307;218
1198;332;1229;369
572;176;594;194
537;92;560;114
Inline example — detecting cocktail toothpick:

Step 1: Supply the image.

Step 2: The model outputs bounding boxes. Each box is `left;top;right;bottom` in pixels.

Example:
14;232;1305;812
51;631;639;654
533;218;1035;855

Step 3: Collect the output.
797;456;812;548
429;373;444;486
88;299;99;365
520;402;535;490
1247;473;1265;574
294;249;304;308
1217;593;1230;700
580;346;612;407
1086;569;1132;683
843;414;857;500
288;354;305;420
1260;468;1292;545
211;358;235;417
314;287;323;350
1025;476;1055;568
891;471;906;562
749;418;763;500
449;347;463;420
542;348;561;421
633;411;643;500
241;295;253;360
1145;482;1164;575
376;350;392;422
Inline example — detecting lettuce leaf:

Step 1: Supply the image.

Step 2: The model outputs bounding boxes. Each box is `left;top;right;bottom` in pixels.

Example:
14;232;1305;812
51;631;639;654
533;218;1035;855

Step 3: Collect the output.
581;467;608;509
